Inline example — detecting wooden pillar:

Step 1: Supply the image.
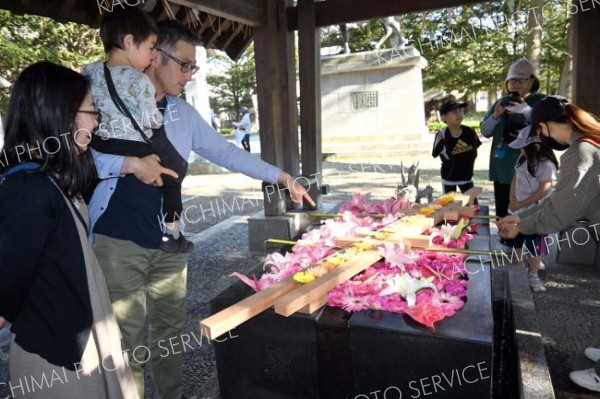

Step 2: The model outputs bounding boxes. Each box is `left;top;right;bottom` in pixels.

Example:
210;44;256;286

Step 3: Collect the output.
298;0;322;209
254;0;300;215
573;5;600;116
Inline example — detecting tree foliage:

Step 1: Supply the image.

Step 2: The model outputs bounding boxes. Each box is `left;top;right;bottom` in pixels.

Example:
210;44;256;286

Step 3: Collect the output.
321;1;570;100
206;45;256;122
0;10;104;114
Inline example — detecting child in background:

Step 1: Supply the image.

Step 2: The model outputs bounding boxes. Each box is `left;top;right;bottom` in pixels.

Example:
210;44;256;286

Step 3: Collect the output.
432;100;482;194
507;126;557;292
84;6;193;253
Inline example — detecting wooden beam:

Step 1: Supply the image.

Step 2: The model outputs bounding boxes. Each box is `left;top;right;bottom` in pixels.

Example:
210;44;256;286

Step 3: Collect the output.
298;0;321;209
206;19;232;48
200;277;301;339
274;249;383;317
254;0;300;214
573;5;600;117
59;0;77;17
287;0;501;30
219;22;244;49
167;0;265;27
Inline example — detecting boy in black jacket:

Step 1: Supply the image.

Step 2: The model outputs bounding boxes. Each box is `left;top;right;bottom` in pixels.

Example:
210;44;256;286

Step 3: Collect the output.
432;100;482;193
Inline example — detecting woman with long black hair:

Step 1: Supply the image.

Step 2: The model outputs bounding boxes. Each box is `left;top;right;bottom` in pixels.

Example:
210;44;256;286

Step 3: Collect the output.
0;62;138;398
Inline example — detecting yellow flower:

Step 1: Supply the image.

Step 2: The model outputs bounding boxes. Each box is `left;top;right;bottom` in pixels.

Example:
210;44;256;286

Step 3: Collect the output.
329;254;348;266
293;271;316;284
435;194;455;206
419;207;436;216
306;265;328;277
354;241;373;251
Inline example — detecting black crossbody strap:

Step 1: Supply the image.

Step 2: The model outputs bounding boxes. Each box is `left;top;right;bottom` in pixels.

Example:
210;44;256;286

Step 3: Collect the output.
103;63;152;144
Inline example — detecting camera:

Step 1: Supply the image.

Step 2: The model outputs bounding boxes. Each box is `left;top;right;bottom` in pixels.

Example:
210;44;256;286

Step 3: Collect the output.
501;91;521;107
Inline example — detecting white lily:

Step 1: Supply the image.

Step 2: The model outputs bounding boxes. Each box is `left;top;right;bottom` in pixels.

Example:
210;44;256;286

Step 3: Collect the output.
379;274;437;307
433;224;457;245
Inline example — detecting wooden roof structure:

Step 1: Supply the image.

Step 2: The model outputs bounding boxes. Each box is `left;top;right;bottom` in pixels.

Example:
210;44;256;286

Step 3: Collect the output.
1;0;598;215
0;0;256;59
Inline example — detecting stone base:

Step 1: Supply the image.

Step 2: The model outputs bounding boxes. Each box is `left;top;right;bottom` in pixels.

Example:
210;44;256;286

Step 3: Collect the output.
247;202;338;253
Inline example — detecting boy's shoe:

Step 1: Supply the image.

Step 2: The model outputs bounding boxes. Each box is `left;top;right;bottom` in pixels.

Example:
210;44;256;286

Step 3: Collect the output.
538;260;546;270
585;347;600;363
160;234;194;253
569;368;600;392
528;275;547;293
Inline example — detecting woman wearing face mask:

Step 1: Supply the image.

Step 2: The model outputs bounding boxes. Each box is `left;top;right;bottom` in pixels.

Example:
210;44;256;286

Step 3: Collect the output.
481;59;546;226
498;95;600;393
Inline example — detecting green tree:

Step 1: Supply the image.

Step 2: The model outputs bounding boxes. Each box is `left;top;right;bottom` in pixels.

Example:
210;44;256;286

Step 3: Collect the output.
206;45;256;124
321;1;570;105
0;10;104;114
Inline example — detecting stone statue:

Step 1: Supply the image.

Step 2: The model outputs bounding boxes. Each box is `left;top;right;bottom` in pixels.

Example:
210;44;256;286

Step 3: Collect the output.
395;161;434;204
375;16;406;50
336;16;406;54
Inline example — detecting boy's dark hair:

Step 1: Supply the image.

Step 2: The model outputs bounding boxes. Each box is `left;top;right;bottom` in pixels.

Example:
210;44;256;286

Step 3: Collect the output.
100;6;158;53
156;20;202;53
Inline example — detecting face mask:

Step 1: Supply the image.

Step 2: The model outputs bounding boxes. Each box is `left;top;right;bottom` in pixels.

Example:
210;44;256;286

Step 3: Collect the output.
539;133;569;151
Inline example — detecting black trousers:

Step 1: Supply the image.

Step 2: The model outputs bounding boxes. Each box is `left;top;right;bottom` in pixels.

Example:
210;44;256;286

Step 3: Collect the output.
493;181;511;218
241;134;251;152
442;181;474;194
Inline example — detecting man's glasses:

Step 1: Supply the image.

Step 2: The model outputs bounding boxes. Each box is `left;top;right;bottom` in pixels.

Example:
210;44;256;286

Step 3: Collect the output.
157;48;199;74
78;110;101;122
508;77;531;84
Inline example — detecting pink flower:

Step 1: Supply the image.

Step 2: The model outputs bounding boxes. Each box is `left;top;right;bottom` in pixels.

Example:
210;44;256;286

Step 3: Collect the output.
378;242;415;270
431;291;465;311
404;302;447;328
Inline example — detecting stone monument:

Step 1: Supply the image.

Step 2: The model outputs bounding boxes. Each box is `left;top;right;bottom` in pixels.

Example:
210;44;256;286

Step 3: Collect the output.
320;47;429;158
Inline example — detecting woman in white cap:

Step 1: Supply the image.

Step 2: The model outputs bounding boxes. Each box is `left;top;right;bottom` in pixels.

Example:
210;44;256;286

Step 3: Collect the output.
505;126;558;292
498;96;600;393
480;59;546;233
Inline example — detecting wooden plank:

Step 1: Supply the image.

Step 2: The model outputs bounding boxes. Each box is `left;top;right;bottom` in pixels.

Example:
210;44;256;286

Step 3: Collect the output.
274;250;383;317
460;186;483;206
297;295;328;314
287;0;500;29
200;277;301;339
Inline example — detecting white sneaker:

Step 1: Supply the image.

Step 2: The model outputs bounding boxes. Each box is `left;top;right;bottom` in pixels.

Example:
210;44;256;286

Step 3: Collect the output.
585;347;600;363
528;275;547;293
569;368;600;392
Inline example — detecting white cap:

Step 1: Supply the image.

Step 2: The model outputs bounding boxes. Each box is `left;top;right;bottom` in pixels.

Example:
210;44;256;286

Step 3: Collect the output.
508;126;540;149
506;59;535;81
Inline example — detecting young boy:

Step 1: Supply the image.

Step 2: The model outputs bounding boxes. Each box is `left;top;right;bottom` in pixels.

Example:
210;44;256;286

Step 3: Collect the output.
432;100;482;193
84;6;193;253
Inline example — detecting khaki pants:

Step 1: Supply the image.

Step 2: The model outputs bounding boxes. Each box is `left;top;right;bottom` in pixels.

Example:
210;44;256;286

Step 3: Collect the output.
93;234;188;399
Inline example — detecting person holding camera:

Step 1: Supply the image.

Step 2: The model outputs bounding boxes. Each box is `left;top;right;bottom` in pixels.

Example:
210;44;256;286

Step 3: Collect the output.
480;59;546;233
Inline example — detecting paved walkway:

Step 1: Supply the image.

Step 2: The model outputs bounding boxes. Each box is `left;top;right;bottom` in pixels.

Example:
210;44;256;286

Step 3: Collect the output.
1;139;599;398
